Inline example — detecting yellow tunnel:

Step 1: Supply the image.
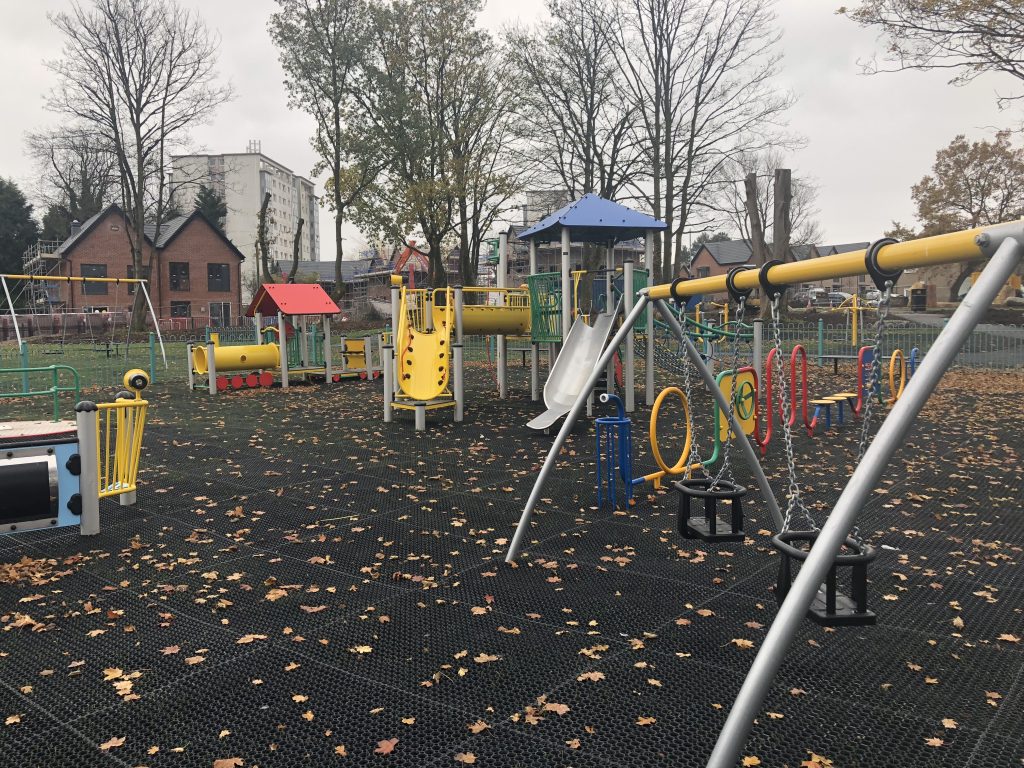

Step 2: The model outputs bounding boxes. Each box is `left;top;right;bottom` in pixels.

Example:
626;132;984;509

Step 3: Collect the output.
193;338;280;375
431;303;531;336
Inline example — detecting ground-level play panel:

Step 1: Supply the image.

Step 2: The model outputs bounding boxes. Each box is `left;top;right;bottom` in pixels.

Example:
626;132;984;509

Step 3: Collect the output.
0;365;1021;767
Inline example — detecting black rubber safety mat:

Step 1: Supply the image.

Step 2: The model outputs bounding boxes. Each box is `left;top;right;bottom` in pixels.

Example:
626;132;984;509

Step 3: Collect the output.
1;367;1022;767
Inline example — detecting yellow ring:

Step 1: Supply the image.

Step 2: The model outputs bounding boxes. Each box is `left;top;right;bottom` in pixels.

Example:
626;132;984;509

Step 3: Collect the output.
889;348;906;403
650;386;692;475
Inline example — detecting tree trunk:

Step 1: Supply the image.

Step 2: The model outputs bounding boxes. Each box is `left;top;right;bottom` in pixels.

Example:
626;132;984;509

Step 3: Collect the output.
258;192;272;283
743;173;770;318
288;218;305;283
428;237;447;288
333;207;345;301
458;197;471;287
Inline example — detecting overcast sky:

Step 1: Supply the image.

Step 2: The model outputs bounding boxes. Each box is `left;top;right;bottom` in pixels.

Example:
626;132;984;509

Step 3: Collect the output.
0;0;1013;259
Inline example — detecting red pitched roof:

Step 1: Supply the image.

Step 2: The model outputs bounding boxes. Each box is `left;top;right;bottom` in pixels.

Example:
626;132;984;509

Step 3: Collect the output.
245;283;341;317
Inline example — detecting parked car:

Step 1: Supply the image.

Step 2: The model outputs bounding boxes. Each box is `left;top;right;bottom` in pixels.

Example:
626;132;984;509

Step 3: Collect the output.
813;291;852;307
791;287;825;306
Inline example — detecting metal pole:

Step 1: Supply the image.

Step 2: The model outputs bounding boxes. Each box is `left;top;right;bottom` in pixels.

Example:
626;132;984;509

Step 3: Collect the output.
138;282;167;368
324;315;333;384
19;341;30;393
278;311;289;389
646;299;655;406
206;341;217;395
605;243;614;396
561;228;571;345
254;312;262;344
186;343;195;390
505;297;643;562
624;257;635;412
390;281;401;395
752;320;763;384
75;401;100;536
530;240;539;401
706;235;1023;768
299;315;309;369
498;230;508;399
2;276;24;349
454;286;465;422
644;232;655;406
382;343;394;422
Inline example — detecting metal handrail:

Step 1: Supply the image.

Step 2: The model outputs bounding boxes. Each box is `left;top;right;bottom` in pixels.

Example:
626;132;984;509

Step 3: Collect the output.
0;364;81;421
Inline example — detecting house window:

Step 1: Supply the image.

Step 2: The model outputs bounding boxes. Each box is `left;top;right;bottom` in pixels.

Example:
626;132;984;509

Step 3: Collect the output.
126;264;151;295
169;262;190;291
170;301;191;318
81;264;107;295
210;302;231;327
697;267;710;279
207;263;230;292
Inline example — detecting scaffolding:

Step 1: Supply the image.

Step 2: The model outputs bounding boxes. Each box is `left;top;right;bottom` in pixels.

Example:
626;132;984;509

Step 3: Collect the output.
21;241;66;313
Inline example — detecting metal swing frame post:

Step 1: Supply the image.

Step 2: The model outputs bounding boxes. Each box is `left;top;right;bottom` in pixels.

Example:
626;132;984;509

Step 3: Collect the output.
504;292;783;562
707;233;1023;768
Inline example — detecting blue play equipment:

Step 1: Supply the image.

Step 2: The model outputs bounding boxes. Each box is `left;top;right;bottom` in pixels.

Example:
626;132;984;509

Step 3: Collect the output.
595;393;633;509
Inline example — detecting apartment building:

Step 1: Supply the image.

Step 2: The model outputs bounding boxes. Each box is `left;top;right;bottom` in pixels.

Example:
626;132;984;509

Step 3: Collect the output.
171;141;320;297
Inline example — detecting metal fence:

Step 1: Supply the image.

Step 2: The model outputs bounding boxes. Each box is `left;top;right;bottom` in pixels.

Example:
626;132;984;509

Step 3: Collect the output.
775;320;1024;369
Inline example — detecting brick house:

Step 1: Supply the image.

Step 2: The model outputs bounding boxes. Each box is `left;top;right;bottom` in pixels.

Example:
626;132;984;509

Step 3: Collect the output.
52;205;245;327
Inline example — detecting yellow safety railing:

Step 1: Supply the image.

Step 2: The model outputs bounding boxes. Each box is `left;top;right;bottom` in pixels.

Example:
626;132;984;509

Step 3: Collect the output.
96;395;148;499
454;286;530;308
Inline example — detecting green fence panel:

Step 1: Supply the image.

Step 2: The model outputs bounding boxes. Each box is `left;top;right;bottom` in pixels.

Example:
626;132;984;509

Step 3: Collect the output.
527;272;563;343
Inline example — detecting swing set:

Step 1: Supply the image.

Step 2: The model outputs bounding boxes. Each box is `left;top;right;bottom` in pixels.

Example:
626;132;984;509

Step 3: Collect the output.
505;220;1024;768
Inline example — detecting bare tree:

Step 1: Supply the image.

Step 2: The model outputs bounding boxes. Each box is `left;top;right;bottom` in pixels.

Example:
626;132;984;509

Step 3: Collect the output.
46;0;231;326
449;42;526;286
617;0;796;282
715;149;824;247
507;0;643;201
25;126;117;239
840;0;1024;109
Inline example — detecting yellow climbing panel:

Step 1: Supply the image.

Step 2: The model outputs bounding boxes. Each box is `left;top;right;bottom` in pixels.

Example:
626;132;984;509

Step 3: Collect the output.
397;287;454;401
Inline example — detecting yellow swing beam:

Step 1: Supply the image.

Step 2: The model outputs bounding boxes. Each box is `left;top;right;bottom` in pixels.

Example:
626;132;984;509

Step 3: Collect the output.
648;225;998;300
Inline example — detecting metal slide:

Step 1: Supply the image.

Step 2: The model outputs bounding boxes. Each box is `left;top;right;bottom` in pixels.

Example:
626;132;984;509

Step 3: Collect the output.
527;311;618;431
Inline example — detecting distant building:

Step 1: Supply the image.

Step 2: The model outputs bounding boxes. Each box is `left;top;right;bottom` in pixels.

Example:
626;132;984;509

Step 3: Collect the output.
22;204;244;327
170;141;320;297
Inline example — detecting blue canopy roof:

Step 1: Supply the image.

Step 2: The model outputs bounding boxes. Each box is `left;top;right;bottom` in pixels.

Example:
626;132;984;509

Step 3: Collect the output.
517;193;667;244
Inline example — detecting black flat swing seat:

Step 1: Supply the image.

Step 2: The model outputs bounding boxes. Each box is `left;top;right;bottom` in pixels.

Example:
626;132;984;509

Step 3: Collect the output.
772;530;877;627
674;477;747;542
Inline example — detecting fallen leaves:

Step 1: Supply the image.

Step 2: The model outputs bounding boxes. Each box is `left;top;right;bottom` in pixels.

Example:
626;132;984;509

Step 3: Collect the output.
98;736;126;751
454;753;477;764
236;634;268;645
5;714;22;726
636;716;656;726
212;758;244;768
731;638;755;649
374;738;398;755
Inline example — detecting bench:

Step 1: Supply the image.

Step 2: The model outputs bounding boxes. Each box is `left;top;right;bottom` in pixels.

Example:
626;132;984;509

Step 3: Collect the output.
810;392;858;431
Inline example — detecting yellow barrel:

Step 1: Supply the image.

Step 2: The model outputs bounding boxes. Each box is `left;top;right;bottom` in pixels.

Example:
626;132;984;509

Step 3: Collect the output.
193;342;279;375
459;305;531;335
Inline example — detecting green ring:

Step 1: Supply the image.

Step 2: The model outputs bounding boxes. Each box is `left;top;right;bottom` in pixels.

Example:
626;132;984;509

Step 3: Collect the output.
734;380;756;421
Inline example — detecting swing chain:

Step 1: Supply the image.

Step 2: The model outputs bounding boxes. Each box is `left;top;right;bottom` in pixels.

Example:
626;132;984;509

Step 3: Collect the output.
770;295;815;533
678;317;705;471
851;280;894;543
711;296;747;487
